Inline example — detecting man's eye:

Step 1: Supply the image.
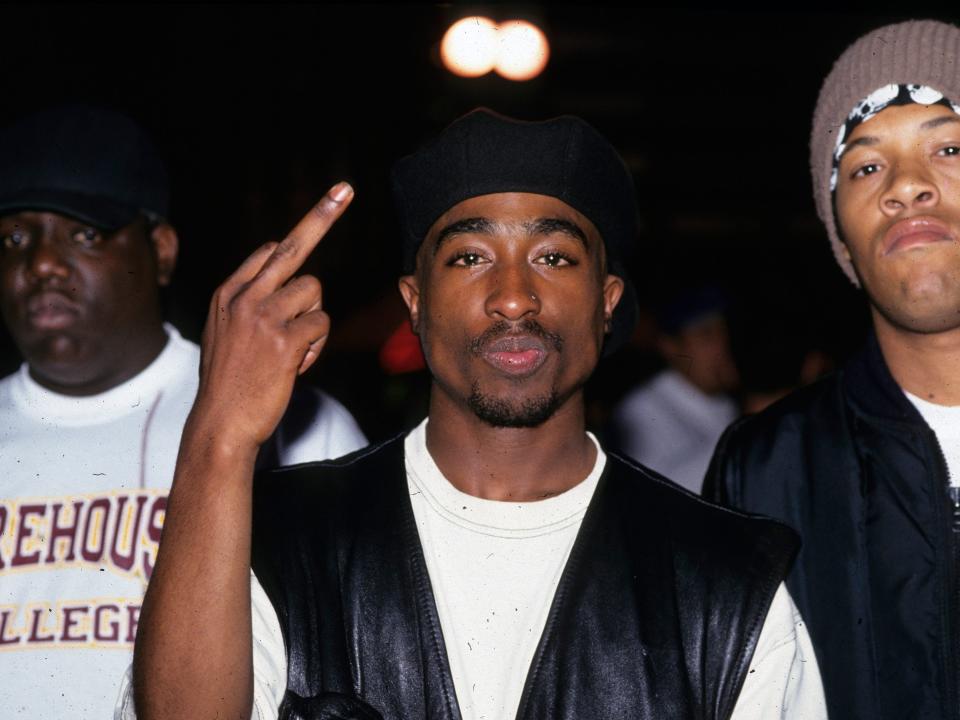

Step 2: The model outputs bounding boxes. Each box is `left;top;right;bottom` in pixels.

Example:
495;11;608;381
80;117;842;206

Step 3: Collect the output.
450;252;486;267
1;230;28;250
939;145;960;157
72;227;102;247
851;163;881;179
536;252;575;267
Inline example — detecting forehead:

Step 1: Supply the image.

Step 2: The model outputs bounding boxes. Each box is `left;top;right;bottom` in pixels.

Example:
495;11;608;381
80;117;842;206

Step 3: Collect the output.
848;102;960;142
0;210;95;228
424;192;601;245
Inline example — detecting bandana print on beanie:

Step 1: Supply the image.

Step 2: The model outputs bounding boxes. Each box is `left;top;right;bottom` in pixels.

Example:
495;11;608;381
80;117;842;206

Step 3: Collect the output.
830;84;960;192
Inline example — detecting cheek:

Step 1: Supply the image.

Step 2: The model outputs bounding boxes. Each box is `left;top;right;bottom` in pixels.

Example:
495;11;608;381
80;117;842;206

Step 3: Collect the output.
0;260;31;308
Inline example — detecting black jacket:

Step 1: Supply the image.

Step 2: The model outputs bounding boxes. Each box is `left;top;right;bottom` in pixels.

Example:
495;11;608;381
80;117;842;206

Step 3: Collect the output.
252;434;798;720
705;334;957;720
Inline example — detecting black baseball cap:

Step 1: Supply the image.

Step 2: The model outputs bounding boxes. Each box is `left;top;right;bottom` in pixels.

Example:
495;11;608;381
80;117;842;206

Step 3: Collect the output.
0;104;169;230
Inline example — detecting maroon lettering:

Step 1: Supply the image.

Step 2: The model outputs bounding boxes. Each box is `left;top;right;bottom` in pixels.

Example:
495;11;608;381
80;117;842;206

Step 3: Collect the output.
142;496;166;579
60;606;88;642
11;504;46;566
0;609;19;645
0;504;8;569
94;604;121;642
27;608;56;643
110;495;147;571
45;500;84;564
80;498;110;563
125;604;141;643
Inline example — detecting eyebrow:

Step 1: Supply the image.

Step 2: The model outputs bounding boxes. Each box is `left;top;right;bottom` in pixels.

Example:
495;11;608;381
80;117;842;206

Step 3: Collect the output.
839;136;878;161
840;115;960;162
921;115;960;131
431;215;589;254
524;217;588;248
433;217;494;255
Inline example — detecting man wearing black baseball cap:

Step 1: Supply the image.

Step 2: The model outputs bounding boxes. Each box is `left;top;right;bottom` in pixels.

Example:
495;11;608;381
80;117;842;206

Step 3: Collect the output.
131;109;825;719
0;105;367;718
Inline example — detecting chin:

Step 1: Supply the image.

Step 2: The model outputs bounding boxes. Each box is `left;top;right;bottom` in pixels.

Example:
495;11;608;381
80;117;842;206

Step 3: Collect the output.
865;268;960;334
467;384;561;428
876;297;960;334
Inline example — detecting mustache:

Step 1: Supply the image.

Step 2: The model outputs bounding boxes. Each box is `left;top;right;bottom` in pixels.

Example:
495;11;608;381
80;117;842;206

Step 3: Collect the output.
469;319;564;355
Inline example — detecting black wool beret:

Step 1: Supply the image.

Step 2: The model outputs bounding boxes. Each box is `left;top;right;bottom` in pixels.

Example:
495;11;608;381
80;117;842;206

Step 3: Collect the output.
391;108;639;355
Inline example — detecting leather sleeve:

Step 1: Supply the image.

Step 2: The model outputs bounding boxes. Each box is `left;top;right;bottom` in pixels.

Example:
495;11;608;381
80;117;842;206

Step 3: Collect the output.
702;416;750;507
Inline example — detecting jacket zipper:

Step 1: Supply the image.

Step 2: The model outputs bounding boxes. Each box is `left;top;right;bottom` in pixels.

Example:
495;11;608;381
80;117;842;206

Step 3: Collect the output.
934;436;958;720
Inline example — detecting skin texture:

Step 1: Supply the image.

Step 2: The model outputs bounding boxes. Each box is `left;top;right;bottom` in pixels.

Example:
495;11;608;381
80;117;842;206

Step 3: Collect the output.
0;210;178;395
836;102;960;404
398;192;623;500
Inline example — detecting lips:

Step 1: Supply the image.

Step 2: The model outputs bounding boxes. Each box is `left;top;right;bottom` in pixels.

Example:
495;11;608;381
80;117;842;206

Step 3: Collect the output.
25;291;79;330
882;216;956;256
482;335;549;376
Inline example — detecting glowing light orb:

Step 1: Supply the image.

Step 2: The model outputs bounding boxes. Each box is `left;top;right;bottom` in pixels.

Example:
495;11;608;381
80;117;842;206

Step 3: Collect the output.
440;16;499;78
494;20;550;81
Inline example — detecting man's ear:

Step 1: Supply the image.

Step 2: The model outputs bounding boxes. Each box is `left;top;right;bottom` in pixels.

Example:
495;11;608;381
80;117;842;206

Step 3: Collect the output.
151;223;179;287
602;275;625;333
398;274;422;333
840;240;853;264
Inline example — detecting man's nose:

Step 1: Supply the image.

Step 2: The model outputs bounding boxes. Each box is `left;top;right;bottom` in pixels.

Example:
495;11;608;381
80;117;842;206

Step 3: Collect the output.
880;162;940;215
27;236;71;281
485;264;541;320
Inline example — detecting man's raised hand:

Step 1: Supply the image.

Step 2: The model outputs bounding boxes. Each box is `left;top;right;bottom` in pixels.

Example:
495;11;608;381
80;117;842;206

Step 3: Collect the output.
189;182;354;455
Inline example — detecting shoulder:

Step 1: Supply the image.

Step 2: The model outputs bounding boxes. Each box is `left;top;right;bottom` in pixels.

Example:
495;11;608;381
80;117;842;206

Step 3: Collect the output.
251;435;407;578
276;386;369;464
603;451;799;558
255;433;404;507
163;324;202;368
597;452;798;660
731;373;845;446
711;373;847;480
0;369;17;400
704;372;856;514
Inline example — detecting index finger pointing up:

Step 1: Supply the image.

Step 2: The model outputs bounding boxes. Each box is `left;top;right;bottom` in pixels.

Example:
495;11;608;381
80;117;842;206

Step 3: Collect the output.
254;181;354;290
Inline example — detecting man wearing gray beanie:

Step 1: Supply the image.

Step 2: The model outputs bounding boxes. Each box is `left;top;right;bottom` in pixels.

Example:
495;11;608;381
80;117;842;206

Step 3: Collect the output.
129;109;826;719
707;18;960;720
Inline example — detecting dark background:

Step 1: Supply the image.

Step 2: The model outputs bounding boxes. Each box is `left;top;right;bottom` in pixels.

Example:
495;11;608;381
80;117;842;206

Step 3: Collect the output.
3;4;956;441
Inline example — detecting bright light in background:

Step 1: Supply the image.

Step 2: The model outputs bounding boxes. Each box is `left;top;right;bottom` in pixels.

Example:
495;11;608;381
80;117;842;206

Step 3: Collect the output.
440;16;550;81
494;20;549;81
440;16;499;78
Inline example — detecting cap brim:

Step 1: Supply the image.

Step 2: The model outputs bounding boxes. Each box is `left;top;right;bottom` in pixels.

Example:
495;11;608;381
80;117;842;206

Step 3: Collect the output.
0;188;140;231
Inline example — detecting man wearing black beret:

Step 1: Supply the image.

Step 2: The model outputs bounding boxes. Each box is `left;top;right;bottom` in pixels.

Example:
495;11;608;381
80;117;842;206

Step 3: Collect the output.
130;109;826;719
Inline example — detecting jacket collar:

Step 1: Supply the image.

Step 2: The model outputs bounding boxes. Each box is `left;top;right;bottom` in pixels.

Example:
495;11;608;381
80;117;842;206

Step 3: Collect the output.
844;331;927;427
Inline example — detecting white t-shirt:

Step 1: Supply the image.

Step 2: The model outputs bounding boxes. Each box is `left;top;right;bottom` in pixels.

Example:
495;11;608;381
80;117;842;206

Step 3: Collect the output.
233;420;826;720
905;390;960;485
0;324;367;720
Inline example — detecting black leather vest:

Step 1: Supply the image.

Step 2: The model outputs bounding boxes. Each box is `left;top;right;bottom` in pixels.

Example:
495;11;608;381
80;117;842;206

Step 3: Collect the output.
252;436;797;720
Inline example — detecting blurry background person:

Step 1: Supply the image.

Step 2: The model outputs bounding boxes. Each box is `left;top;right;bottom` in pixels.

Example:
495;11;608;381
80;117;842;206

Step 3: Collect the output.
610;285;739;493
0;105;367;718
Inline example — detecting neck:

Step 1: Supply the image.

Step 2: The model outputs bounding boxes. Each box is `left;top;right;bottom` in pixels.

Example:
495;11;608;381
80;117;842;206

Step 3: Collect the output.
875;312;960;406
424;385;597;502
29;324;170;397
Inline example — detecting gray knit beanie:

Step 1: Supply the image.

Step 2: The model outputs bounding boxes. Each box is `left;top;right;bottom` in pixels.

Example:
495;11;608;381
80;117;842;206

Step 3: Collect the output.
810;19;960;284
